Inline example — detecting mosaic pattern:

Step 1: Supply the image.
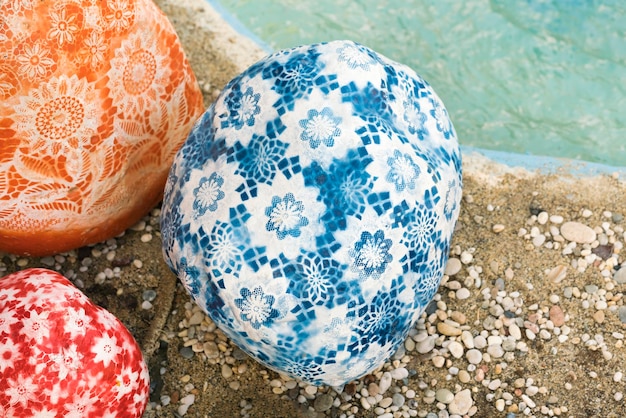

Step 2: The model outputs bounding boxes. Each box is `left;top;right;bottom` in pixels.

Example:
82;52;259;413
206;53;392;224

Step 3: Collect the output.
0;0;204;256
0;268;149;416
162;40;462;386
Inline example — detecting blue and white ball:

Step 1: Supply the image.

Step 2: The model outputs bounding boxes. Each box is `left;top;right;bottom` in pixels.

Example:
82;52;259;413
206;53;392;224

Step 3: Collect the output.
161;40;462;386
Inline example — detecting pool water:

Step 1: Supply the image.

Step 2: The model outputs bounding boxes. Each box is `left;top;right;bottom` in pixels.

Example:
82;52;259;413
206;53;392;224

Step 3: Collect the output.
213;0;626;167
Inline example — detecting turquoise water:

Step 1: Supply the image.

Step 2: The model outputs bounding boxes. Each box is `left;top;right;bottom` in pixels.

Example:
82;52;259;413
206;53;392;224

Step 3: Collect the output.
214;0;626;167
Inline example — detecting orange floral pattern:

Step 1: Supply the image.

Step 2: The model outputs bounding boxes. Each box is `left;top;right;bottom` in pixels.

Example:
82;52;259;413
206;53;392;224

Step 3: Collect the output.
0;0;204;256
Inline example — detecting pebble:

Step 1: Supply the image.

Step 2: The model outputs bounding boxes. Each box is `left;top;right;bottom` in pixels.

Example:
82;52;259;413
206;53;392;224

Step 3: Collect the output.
448;389;473;415
560;221;597;244
313;394;333;412
466;349;483;364
378;372;392;394
619;306;626;323
547;265;568;283
458;370;471;383
390;367;409;380
456;287;471;300
448;341;464;358
549;305;565;327
445;257;462;276
416;335;436;353
392;392;405;407
179;346;195;359
614;267;626;284
437;322;462;336
435;388;454;404
221;364;233;379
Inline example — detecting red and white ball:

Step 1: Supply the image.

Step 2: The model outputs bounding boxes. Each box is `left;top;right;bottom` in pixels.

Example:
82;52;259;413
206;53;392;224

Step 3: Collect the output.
0;268;150;417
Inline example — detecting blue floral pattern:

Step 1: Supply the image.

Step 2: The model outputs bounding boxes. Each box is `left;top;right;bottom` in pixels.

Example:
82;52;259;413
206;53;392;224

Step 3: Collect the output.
193;172;225;217
265;193;309;239
220;85;261;130
235;286;280;329
161;40;462;387
386;149;420;192
350;230;393;280
299;107;341;149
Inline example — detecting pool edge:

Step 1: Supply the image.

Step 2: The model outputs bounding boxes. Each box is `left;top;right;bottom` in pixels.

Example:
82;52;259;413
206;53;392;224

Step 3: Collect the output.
198;0;626;180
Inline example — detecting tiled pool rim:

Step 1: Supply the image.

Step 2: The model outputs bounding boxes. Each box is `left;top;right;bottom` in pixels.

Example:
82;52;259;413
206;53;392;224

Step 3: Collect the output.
204;0;626;178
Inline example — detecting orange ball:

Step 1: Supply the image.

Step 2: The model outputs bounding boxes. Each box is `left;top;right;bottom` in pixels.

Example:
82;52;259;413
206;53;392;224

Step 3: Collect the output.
0;0;204;256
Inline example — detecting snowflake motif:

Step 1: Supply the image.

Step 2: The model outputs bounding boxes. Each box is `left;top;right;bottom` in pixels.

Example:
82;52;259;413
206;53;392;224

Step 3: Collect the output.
91;333;121;368
430;98;454;139
285;252;346;308
48;344;82;379
235;286;279;329
299;107;341;149
204;220;246;278
113;366;140;399
386;149;420;192
193;172;225;217
5;374;38;407
232;133;289;192
266;49;321;98
63;391;96;417
47;8;79;46
221;85;261;129
355;282;410;347
337;43;378;70
21;309;50;344
403;99;428;139
401;203;440;251
350;230;393;280
265;193;309;239
444;178;461;220
15;40;55;81
282;356;326;385
303;149;373;231
342;81;395;136
64;307;91;338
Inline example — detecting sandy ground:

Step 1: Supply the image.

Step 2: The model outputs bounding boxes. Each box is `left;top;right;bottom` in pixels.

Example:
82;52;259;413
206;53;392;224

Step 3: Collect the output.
4;1;626;417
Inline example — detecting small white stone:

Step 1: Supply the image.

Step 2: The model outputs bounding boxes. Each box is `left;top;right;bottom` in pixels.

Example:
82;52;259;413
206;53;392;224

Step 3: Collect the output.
466;349;482;364
378;372;392;394
460;251;473;264
448;341;464;359
537;212;549;225
561;221;596;244
456;288;471;300
448;389;473;415
445;257;462;276
614;372;623;382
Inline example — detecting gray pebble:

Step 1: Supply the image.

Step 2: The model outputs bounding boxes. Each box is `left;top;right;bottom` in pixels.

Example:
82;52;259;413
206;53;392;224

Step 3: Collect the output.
426;414;438;418
619;306;626;323
435;388;454;404
179;346;195;359
563;287;573;299
142;289;157;302
585;284;599;294
416;335;436;354
392;392;405;407
613;213;623;223
232;347;248;360
614;267;626;285
313;394;333;412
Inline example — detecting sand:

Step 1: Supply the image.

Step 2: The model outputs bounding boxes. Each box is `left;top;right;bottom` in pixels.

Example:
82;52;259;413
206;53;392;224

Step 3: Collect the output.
3;1;626;417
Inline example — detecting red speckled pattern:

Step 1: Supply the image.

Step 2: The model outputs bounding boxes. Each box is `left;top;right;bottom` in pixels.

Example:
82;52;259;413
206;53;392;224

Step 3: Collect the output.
0;268;150;417
0;0;204;256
